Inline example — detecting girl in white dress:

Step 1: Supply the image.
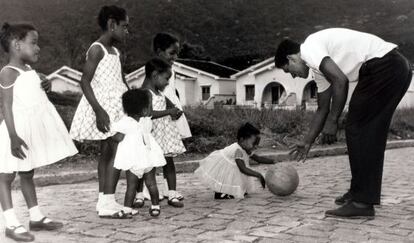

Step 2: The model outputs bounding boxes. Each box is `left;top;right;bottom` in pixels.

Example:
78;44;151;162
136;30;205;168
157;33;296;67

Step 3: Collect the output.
195;123;275;199
69;5;130;217
111;89;166;217
0;23;77;242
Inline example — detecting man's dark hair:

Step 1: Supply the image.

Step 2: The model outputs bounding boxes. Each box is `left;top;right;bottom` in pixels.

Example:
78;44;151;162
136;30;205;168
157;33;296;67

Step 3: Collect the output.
274;39;300;68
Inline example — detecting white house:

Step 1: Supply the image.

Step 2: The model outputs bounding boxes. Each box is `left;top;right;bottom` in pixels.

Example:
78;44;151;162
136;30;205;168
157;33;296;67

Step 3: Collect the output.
232;57;414;110
126;59;238;106
47;66;82;94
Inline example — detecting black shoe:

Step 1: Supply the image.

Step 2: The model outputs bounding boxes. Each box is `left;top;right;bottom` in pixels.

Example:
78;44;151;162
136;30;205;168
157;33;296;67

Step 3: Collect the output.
29;217;63;231
325;201;375;219
5;226;35;242
335;191;353;205
214;192;235;200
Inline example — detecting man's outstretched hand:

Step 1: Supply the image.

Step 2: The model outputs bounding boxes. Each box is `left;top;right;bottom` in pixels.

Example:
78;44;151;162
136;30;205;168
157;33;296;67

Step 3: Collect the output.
289;141;311;163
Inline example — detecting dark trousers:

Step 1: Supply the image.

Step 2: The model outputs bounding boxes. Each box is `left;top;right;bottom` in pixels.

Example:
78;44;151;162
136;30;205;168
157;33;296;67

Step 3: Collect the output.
345;49;412;205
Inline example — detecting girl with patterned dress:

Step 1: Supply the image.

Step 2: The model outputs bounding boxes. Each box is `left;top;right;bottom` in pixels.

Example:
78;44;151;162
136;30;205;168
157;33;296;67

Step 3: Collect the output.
138;57;186;208
135;33;189;207
0;23;77;242
195;123;275;199
111;89;166;217
69;5;130;218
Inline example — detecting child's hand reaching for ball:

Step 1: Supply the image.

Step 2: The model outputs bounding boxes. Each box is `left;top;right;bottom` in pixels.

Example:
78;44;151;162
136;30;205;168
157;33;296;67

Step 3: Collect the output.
259;175;266;189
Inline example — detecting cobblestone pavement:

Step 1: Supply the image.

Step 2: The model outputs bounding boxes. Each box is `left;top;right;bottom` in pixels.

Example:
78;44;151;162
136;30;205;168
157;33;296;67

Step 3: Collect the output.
1;147;414;243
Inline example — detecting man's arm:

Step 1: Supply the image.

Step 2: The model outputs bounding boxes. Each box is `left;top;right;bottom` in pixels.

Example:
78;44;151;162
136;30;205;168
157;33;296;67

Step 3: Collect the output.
290;86;332;162
319;57;349;144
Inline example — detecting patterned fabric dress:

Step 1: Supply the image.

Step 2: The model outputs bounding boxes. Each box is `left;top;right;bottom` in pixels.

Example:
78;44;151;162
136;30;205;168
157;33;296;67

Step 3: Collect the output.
195;143;260;198
150;90;186;157
163;70;192;139
0;66;78;173
70;42;128;141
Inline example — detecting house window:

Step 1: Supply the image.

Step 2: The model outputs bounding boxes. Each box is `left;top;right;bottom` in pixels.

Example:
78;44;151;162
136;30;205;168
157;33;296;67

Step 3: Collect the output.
245;85;255;101
202;86;210;100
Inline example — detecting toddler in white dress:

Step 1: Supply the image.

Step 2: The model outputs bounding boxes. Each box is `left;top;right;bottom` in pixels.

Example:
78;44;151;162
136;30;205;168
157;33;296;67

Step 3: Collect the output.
111;89;166;217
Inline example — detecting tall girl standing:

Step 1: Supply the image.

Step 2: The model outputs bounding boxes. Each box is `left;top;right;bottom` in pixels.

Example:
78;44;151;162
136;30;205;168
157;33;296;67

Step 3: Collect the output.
0;23;77;242
70;5;130;217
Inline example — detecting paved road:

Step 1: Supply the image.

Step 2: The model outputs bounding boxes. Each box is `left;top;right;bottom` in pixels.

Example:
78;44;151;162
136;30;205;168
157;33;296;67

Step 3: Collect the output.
1;148;414;242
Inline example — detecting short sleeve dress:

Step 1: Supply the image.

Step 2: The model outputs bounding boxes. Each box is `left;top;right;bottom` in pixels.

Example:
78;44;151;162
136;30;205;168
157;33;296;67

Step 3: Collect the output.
195;143;261;198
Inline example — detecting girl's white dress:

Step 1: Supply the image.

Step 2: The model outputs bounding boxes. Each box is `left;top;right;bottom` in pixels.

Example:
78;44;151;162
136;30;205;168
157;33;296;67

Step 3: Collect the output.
70;42;128;141
150;90;186;157
195;143;260;198
0;66;78;173
112;116;166;178
163;70;192;139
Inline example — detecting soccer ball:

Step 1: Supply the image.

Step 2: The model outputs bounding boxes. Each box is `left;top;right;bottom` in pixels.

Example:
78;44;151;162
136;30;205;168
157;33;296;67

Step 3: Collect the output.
265;163;299;196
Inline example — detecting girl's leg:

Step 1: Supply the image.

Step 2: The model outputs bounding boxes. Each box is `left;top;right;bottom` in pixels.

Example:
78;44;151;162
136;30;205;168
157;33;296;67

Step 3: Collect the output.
163;157;176;190
99;138;123;215
96;139;111;211
18;170;37;209
98;140;110;193
1;173;35;240
0;173;22;229
133;178;145;208
19;170;62;230
143;168;159;206
163;157;184;207
143;168;161;216
103;138;121;195
124;171;139;208
0;172;16;211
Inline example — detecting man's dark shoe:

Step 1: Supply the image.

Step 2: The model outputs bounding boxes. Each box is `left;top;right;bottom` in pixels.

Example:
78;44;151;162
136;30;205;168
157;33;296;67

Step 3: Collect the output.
29;217;63;231
325;201;375;219
334;191;353;205
5;226;35;242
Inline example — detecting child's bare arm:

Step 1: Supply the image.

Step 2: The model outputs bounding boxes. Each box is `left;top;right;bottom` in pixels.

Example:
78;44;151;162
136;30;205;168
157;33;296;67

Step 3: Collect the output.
0;69;28;159
80;45;104;112
80;46;110;133
111;132;125;143
235;158;262;178
250;154;276;164
151;107;181;119
235;158;266;188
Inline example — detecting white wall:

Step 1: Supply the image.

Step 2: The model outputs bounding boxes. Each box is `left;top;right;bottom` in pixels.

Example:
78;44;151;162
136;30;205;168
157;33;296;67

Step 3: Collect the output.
51;78;82;94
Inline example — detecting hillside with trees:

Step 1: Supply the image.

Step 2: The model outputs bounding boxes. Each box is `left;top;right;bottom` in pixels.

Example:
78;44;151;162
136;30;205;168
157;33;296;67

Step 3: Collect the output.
0;0;413;73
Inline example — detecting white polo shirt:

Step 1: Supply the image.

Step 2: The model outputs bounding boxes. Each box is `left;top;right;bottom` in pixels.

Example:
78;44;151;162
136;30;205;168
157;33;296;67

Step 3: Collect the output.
300;28;397;92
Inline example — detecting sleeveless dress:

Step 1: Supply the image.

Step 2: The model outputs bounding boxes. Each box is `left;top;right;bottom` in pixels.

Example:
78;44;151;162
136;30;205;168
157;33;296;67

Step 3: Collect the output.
0;66;78;173
112;116;166;178
70;42;128;141
195;143;260;198
163;70;192;139
149;90;186;157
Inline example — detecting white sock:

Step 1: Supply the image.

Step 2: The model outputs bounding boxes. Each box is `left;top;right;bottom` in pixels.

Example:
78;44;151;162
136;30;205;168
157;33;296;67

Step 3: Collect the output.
168;190;177;200
151;205;160;210
29;206;51;223
136;192;144;199
98;192;104;203
3;208;21;228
